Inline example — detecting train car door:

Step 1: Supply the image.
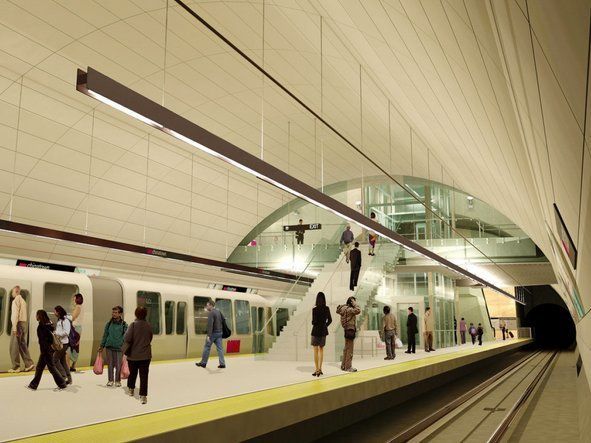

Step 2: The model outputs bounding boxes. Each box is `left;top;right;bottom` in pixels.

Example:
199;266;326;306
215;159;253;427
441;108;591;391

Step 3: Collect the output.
89;277;123;364
0;280;32;372
161;295;187;360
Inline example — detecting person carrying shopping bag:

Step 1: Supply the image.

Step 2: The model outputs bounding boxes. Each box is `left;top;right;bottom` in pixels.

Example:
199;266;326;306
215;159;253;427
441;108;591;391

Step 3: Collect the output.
98;306;128;387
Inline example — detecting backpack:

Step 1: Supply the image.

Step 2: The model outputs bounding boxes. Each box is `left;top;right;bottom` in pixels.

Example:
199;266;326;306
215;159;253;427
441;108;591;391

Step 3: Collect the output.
469;326;476;335
221;313;232;339
68;319;80;347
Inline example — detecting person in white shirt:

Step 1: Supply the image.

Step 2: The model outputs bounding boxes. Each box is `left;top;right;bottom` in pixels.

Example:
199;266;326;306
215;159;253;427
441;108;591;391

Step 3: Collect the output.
68;293;84;372
8;286;34;373
53;305;72;385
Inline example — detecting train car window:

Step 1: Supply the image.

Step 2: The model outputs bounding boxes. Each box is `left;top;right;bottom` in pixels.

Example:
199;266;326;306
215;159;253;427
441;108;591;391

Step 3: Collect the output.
215;299;234;332
137;291;161;334
0;288;5;335
176;302;187;335
6;288;31;336
44;283;79;323
165;301;175;335
276;308;289;336
234;300;251;335
193;297;209;334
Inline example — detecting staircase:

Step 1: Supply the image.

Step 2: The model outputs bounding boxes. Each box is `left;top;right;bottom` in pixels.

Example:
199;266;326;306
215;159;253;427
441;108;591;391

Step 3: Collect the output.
266;243;399;361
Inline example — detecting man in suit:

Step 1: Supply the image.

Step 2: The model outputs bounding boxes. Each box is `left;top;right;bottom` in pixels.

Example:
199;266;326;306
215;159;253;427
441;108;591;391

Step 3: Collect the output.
349;242;361;291
405;307;418;354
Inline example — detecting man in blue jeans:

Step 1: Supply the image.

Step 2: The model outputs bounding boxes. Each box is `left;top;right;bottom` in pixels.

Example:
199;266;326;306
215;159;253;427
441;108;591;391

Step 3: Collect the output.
196;300;226;369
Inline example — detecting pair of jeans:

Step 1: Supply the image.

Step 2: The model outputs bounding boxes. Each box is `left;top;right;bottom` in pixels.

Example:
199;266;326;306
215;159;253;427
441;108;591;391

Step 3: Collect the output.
106;348;123;382
341;338;355;370
200;332;225;366
384;330;396;359
53;344;71;382
10;322;34;369
29;352;66;389
127;359;150;396
460;331;466;344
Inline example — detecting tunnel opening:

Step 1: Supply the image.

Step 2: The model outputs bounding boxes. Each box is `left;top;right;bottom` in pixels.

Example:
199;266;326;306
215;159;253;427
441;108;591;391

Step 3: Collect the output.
526;303;576;349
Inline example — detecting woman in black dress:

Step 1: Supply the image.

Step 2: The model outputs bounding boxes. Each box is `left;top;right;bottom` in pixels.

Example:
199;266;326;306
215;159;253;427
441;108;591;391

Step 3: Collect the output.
311;292;332;377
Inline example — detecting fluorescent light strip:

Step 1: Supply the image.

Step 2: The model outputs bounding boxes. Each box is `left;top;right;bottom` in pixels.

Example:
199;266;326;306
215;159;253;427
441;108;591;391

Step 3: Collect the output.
75;67;522;305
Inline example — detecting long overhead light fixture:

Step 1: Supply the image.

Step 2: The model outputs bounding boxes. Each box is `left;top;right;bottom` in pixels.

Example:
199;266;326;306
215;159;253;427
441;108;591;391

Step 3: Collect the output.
75;67;522;305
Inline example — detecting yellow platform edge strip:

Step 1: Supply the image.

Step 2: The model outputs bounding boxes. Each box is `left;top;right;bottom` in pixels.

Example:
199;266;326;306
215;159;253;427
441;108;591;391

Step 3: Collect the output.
13;340;531;443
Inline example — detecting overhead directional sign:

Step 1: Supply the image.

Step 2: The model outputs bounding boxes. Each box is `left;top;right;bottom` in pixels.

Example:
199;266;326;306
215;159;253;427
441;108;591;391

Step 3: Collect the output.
283;223;322;232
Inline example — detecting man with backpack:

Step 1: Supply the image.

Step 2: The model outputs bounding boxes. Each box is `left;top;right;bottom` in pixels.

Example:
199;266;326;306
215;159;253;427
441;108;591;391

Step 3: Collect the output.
196;300;227;369
98;306;128;387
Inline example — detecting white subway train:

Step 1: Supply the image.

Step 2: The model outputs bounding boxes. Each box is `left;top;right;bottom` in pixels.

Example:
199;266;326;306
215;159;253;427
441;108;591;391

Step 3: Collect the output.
0;265;294;371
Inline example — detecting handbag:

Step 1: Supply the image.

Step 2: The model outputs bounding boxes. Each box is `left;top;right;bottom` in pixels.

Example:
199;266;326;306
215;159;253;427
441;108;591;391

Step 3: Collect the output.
93;350;104;375
395;337;403;349
344;328;356;340
120;355;130;379
51;331;63;351
221;313;232;339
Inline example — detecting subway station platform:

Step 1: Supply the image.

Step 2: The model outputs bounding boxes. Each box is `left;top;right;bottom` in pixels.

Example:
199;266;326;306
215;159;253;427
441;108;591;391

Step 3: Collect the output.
2;339;531;443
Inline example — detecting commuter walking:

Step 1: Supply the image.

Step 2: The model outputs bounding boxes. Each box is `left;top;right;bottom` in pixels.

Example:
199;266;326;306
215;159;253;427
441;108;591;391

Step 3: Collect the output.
477;323;484;346
311;292;332;377
68;293;84;372
349;242;361;291
98;306;128;387
8;286;34;373
382;306;398;360
469;322;477;345
500;319;507;340
196;300;226;369
295;219;305;245
405;307;418;354
340;225;354;263
368;212;377;256
336;297;360;372
459;317;467;344
424;307;435;352
53;306;72;385
122;307;153;405
27;310;67;391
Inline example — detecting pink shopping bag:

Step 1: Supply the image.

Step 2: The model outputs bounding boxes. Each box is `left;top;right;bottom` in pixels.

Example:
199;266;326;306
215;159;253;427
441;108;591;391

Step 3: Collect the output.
120;356;130;380
93;351;104;375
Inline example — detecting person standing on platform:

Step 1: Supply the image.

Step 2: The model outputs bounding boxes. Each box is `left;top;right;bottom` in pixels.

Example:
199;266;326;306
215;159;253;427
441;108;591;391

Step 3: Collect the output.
98;306;128;387
500;319;507;340
311;292;332;377
424;307;435;352
477;323;484;346
8;286;35;373
337;296;361;372
68;293;84;372
340;225;354;263
469;322;477;345
53;306;72;385
196;300;226;369
459;317;467;344
122;307;153;405
349;242;361;291
26;310;67;391
295;219;305;246
454;317;457;345
368;212;378;256
405;307;418;354
382;306;398;360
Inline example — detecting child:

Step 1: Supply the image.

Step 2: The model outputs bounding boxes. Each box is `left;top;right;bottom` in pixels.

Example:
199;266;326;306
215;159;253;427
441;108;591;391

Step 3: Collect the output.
469;322;477;345
477;323;484;346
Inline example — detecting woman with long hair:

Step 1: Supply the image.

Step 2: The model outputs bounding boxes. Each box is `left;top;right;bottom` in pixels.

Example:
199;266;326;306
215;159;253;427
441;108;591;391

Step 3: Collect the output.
53;305;72;384
311;292;332;377
69;293;84;372
336;296;361;372
27;310;67;391
122;306;153;404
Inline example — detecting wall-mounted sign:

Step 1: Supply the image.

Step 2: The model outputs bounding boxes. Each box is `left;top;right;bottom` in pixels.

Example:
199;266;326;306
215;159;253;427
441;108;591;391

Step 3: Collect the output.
221;285;247;293
16;259;75;273
553;204;577;269
282;223;322;232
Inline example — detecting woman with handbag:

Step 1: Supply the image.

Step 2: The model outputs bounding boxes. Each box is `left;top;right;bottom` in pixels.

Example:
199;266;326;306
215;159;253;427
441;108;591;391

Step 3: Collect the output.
311;292;332;377
121;306;153;405
53;306;72;385
98;306;128;387
27;310;67;391
336;296;361;372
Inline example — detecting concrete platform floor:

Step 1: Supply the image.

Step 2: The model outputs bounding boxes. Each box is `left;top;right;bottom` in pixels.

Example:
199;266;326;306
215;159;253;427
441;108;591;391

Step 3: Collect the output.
1;339;522;441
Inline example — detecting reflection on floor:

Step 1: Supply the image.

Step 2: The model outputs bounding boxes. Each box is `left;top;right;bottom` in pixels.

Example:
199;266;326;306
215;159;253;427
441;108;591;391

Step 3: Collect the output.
0;339;520;441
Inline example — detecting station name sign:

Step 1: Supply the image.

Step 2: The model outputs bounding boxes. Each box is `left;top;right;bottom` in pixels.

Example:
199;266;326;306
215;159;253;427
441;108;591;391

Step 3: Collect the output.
16;259;75;272
283;223;322;232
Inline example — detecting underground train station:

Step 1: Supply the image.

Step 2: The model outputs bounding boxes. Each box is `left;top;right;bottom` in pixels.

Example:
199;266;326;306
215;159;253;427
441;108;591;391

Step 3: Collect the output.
0;1;588;442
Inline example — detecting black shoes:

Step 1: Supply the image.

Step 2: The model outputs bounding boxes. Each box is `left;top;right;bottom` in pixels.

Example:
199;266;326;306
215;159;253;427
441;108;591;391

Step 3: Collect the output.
195;362;206;368
405;351;411;354
218;365;226;369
